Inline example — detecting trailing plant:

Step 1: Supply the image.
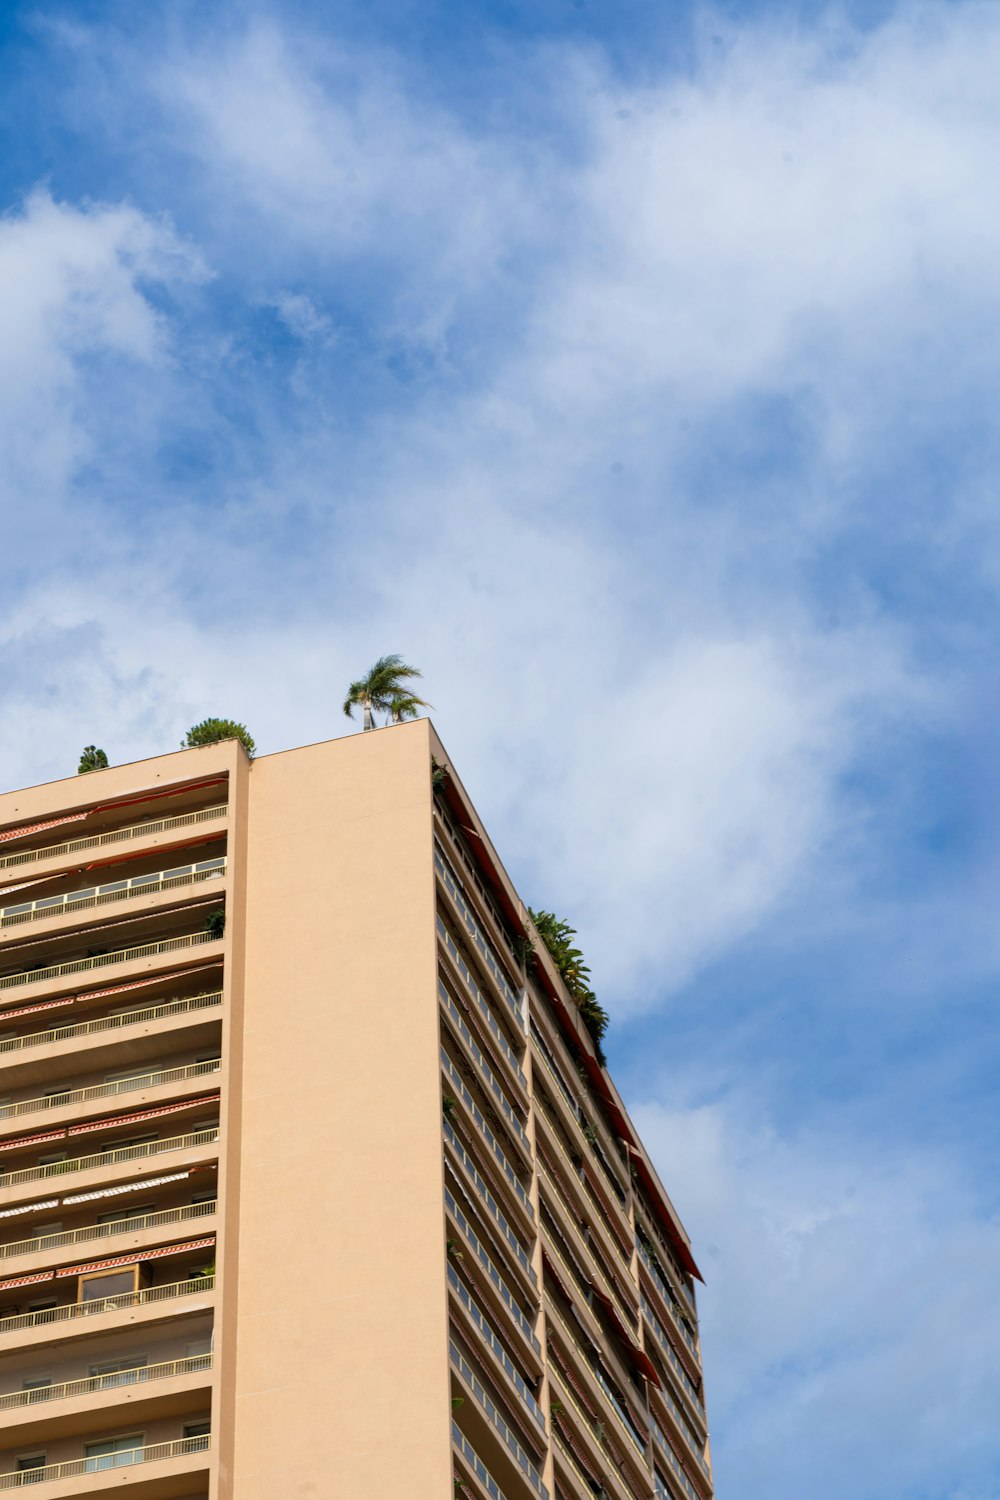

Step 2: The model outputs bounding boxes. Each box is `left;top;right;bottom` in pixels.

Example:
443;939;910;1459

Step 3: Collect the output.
431;758;449;793
528;909;609;1067
77;745;109;774
183;719;256;759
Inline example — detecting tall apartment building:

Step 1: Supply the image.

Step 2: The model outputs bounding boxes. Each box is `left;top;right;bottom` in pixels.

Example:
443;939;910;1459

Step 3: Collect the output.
0;721;712;1500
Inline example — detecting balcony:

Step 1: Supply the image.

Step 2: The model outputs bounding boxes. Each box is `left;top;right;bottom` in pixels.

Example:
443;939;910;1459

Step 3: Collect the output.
647;1378;711;1492
0;1432;210;1493
0;805;227;877
0;1353;212;1430
437;928;526;1098
650;1412;702;1500
444;1189;540;1359
0;993;222;1073
0;1199;216;1271
637;1249;699;1368
443;1123;535;1292
546;1365;647;1500
451;1421;512;1500
434;847;523;1028
447;1269;545;1436
441;1053;534;1233
449;1340;547;1500
639;1299;705;1430
0;1126;219;1209
537;1164;637;1332
0;861;226;938
0;1277;214;1351
0;929;221;1001
0;1061;221;1136
543;1298;647;1463
533;1101;632;1271
440;986;531;1160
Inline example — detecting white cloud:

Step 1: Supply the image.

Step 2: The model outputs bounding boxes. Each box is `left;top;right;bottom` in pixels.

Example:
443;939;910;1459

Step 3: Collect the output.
631;1094;1000;1499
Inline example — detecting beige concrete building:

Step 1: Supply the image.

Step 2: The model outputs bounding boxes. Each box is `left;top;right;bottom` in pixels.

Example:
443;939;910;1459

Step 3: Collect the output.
0;721;712;1499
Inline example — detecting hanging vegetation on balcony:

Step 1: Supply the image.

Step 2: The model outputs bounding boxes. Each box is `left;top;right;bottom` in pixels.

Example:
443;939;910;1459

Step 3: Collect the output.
528;909;609;1067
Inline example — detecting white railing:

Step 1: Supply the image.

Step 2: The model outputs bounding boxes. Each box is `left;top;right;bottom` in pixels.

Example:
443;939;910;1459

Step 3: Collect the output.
441;1051;534;1221
443;1123;535;1286
0;861;226;929
0;804;227;873
1;1059;220;1123
0;1434;210;1487
445;1188;539;1353
640;1295;704;1415
0;1198;216;1261
440;986;530;1154
0;930;220;994
639;1246;699;1360
452;1422;509;1500
449;1341;548;1500
0;1126;219;1190
447;1266;545;1431
0;1275;214;1337
0;991;222;1057
435;847;522;1024
0;1352;212;1412
437;925;526;1090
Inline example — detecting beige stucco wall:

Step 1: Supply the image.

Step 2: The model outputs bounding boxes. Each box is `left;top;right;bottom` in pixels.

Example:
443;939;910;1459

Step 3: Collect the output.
227;721;452;1498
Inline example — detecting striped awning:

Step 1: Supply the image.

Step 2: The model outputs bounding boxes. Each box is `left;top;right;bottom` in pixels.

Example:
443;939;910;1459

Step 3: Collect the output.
0;1269;55;1292
0;1128;66;1154
56;1235;215;1279
67;1093;220;1136
0;813;89;846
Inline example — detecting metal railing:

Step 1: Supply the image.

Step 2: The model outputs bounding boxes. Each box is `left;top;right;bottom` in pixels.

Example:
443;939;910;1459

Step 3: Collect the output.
434;806;522;968
0;1274;214;1338
651;1412;701;1500
0;804;227;873
445;1189;539;1353
639;1246;699;1360
0;1434;210;1487
1;1059;220;1123
0;991;223;1057
544;1297;646;1457
435;847;522;1024
437;924;526;1090
441;1052;534;1221
547;1366;645;1500
0;861;226;930
448;1266;545;1431
0;930;220;994
441;986;530;1154
537;1160;636;1333
0;1126;219;1190
640;1296;704;1414
637;1214;697;1315
452;1422;509;1500
0;1198;216;1262
443;1123;535;1286
449;1341;548;1500
0;1351;212;1412
651;1370;711;1480
534;1097;631;1266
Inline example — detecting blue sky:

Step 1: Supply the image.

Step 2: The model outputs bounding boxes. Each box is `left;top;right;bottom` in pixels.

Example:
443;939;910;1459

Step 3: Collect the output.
0;1;997;1495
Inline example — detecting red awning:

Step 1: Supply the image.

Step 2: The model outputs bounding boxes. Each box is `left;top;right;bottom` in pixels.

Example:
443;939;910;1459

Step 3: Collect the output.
0;813;89;847
0;968;219;1024
589;1285;662;1389
56;1235;215;1279
94;779;227;817
0;1128;66;1154
0;996;77;1023
0;1270;55;1292
67;1092;220;1136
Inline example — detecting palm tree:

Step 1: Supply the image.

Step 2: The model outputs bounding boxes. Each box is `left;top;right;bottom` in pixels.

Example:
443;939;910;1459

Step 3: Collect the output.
343;656;430;731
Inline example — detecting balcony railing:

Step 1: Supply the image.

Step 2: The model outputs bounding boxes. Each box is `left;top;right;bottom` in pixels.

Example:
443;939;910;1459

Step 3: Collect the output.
435;847;522;1025
440;986;530;1155
537;1161;636;1332
651;1412;701;1500
0;861;226;930
0;1351;213;1413
0;1433;210;1488
441;1052;533;1221
640;1296;704;1416
547;1366;645;1500
0;1274;214;1338
449;1340;548;1500
0;1198;216;1262
534;1099;631;1265
443;1123;535;1287
0;1126;219;1191
437;924;526;1090
544;1298;646;1457
0;804;227;874
0;930;220;995
639;1246;699;1360
650;1373;712;1482
0;1060;221;1124
445;1189;539;1354
0;991;223;1058
452;1421;510;1500
448;1266;545;1431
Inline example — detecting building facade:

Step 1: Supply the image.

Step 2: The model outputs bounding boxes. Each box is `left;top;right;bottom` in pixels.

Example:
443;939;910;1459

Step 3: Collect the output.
0;721;712;1499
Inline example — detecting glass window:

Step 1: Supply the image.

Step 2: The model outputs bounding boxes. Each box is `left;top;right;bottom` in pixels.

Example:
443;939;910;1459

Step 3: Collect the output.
84;1434;144;1472
90;1356;147;1387
79;1267;139;1303
15;1454;46;1484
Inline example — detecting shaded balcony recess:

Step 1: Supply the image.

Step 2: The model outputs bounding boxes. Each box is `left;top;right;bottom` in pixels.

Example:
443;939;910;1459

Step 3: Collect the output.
0;930;221;995
636;1218;697;1317
434;802;522;969
0;1274;214;1339
452;1421;511;1500
449;1340;548;1500
444;1188;539;1354
543;1300;647;1459
0;1352;212;1414
0;1198;216;1263
441;1052;534;1221
443;1124;536;1287
0;1165;212;1223
437;927;526;1088
448;1267;545;1433
648;1376;711;1484
440;987;530;1154
537;1164;636;1333
0;1433;210;1488
651;1413;702;1500
546;1367;647;1500
0;990;223;1060
639;1299;704;1420
0;804;227;875
533;1100;632;1266
434;846;522;1023
0;860;226;931
0;1125;219;1192
0;1060;221;1126
638;1249;699;1363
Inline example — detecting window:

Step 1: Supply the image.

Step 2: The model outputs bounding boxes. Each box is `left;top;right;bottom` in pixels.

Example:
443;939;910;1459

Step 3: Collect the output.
43;1086;71;1108
78;1266;140;1303
84;1434;144;1472
30;1222;63;1240
37;1152;67;1167
21;1378;52;1405
191;1190;216;1206
183;1421;211;1450
184;1336;212;1360
90;1356;147;1387
97;1204;154;1226
26;1297;57;1315
15;1454;46;1484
